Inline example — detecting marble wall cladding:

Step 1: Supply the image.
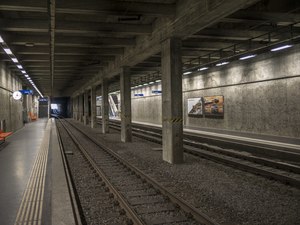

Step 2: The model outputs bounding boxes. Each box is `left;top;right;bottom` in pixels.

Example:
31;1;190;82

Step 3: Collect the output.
0;62;23;131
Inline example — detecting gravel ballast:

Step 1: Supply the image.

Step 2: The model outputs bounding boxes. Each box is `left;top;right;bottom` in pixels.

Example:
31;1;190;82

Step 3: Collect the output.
71;119;300;225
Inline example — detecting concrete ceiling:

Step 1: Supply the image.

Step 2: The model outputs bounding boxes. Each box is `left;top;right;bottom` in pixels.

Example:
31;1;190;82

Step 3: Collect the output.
0;0;299;96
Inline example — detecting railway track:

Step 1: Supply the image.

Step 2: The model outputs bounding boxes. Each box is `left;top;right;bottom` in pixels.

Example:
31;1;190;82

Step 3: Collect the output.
56;117;219;225
98;119;300;189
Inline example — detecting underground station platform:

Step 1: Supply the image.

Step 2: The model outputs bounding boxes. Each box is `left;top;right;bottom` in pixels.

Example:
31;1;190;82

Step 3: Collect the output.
1;0;300;224
0;117;299;225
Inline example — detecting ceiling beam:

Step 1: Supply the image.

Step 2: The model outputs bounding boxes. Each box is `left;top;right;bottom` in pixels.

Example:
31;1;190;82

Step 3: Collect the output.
0;0;175;17
230;10;300;24
0;19;152;35
5;46;124;55
17;55;115;62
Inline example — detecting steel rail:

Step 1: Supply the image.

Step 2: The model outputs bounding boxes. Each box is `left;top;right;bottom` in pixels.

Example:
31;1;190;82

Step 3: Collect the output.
57;118;146;225
101;119;300;189
63;118;220;225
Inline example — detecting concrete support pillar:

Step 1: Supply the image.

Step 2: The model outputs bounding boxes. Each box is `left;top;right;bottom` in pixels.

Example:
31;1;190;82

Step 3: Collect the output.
90;86;97;128
83;90;89;125
77;95;80;121
79;94;83;122
161;37;184;164
72;97;75;119
101;78;109;133
120;66;132;142
75;96;79;120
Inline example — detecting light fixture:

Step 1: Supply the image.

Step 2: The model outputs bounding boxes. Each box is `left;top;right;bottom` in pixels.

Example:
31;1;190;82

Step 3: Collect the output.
183;71;192;75
149;81;154;84
4;48;12;55
239;54;257;60
198;67;208;71
138;84;143;87
216;61;229;66
25;74;29;77
17;65;23;69
143;83;148;86
21;70;26;74
271;45;292;52
12;58;18;63
155;80;161;83
0;35;3;43
27;77;30;80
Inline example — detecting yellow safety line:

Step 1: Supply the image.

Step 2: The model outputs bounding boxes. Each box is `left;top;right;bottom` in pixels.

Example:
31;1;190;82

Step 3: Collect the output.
14;120;51;225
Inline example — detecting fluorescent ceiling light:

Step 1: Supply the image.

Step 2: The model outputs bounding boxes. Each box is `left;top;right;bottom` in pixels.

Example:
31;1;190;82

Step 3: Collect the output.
198;67;208;71
155;80;161;83
27;77;30;80
4;48;12;55
183;71;192;75
271;45;292;52
25;74;29;77
149;81;154;84
239;54;257;60
12;58;18;63
21;70;26;74
216;61;229;66
0;36;3;43
17;65;23;69
138;84;143;87
143;83;148;86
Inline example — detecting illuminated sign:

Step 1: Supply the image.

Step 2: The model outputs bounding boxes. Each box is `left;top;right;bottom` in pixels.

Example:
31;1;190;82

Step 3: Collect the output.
19;89;33;95
152;90;162;94
39;98;48;102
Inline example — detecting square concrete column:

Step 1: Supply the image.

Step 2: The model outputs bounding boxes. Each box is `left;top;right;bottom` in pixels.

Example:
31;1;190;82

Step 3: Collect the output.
71;97;74;119
79;94;83;122
83;90;89;125
120;66;132;142
76;96;79;120
161;37;184;164
90;86;97;128
101;79;109;133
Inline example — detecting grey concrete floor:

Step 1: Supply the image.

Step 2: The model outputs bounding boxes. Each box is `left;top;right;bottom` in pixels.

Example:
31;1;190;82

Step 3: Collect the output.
0;119;47;225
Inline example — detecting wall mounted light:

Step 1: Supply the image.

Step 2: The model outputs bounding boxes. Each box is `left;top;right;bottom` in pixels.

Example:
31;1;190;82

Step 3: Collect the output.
271;45;292;52
198;67;208;71
239;54;257;60
183;71;192;75
216;61;229;66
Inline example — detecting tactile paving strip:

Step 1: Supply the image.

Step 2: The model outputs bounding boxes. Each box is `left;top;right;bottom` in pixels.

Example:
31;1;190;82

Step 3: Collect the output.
14;120;51;225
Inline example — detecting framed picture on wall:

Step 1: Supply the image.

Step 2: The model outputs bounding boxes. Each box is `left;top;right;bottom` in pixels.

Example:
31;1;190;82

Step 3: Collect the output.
204;95;224;117
187;97;203;116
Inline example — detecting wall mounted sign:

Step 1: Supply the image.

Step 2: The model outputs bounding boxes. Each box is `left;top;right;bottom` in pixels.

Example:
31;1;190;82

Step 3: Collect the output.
134;93;144;97
19;89;33;95
12;91;22;100
39;97;48;102
152;90;162;94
